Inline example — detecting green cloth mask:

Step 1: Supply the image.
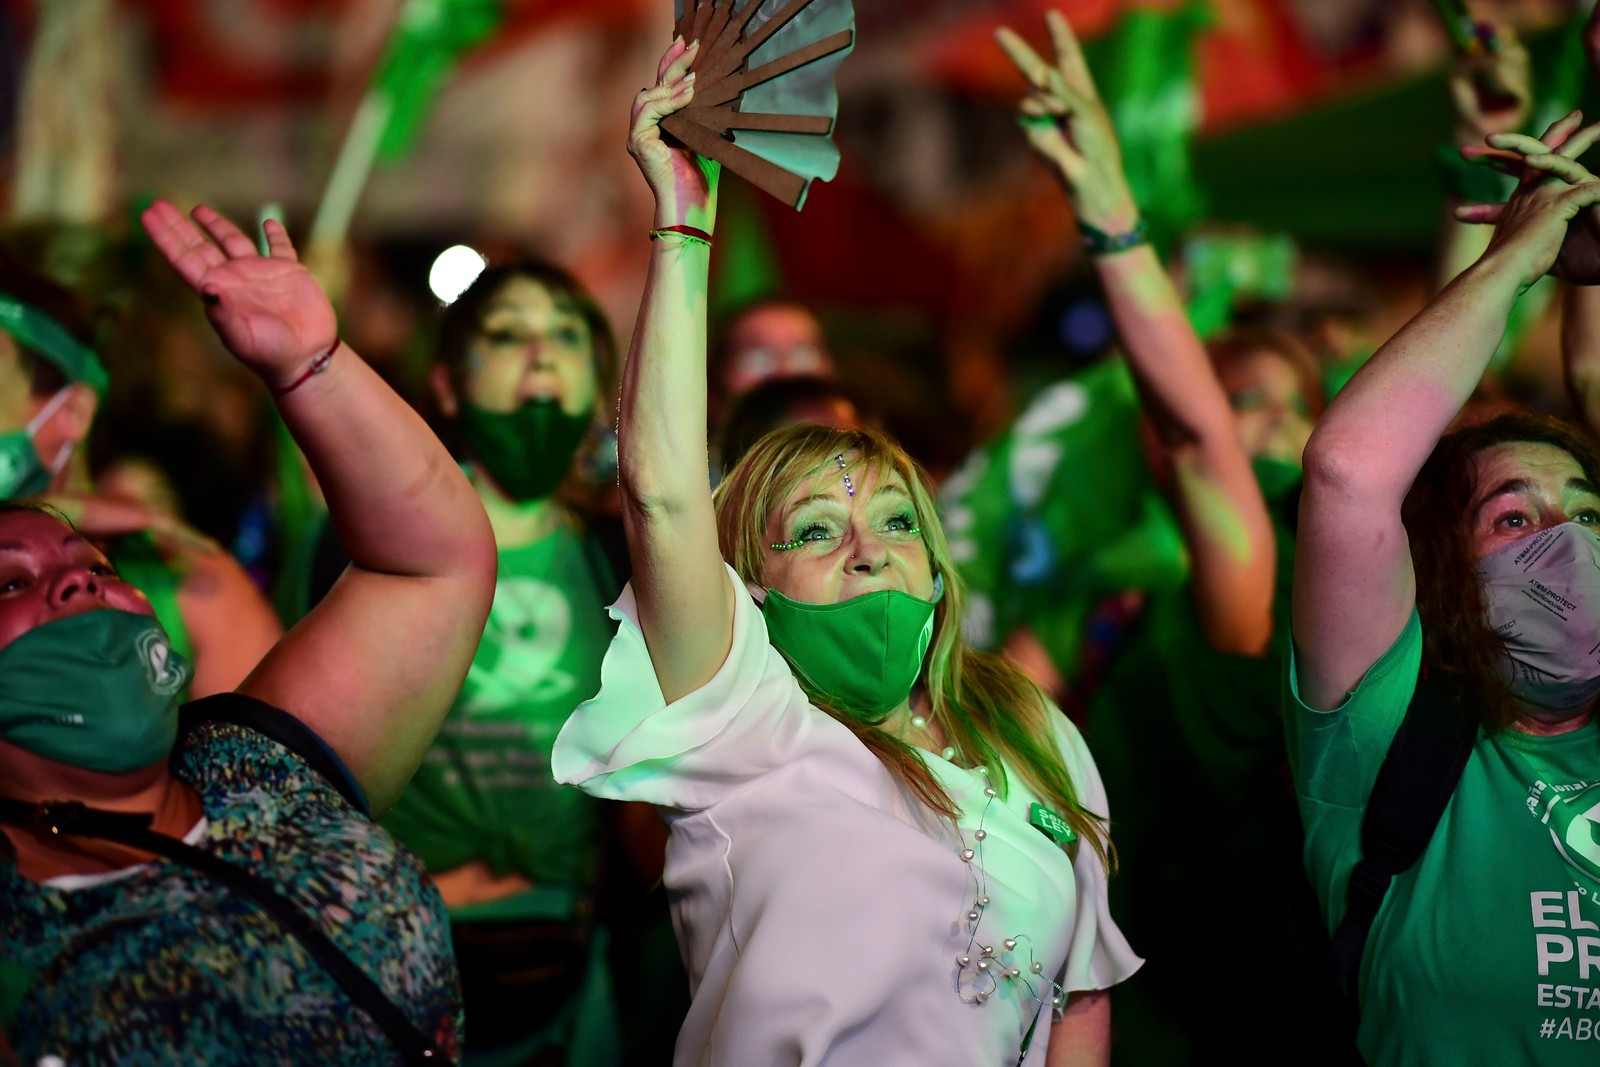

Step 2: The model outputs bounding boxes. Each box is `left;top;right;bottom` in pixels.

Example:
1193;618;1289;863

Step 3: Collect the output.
1251;455;1304;502
0;387;75;500
759;575;943;719
0;609;191;772
459;399;593;501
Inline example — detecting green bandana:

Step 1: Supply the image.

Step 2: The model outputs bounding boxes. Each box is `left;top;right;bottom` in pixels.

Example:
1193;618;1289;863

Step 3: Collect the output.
0;293;108;396
459;399;593;501
760;576;943;719
0;610;191;772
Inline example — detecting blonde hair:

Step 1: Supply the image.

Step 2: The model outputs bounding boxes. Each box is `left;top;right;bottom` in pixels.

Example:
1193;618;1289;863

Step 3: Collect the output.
713;424;1113;870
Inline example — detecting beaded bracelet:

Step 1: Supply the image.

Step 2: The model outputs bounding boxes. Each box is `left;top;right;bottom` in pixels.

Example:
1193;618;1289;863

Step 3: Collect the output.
272;339;339;397
650;225;714;249
1078;216;1149;256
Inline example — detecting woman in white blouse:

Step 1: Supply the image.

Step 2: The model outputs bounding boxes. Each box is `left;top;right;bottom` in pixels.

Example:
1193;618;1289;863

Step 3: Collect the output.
552;35;1140;1067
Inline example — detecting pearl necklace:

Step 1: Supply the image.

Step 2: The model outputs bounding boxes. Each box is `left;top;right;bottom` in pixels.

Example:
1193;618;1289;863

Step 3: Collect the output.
906;712;1068;1059
952;764;1067;1063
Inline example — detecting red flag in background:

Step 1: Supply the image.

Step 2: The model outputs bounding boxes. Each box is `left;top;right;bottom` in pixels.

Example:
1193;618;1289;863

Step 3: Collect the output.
135;0;653;111
915;0;1333;132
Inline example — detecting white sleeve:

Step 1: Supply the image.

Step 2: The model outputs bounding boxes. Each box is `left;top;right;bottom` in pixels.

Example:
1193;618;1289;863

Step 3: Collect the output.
551;563;830;810
1053;715;1145;993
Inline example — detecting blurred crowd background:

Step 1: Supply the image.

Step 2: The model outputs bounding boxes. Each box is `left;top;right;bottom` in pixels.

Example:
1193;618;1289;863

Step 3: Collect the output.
1;0;1594;555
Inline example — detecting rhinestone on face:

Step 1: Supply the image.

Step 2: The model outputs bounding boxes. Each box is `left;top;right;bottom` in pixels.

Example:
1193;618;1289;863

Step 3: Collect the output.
960;848;975;862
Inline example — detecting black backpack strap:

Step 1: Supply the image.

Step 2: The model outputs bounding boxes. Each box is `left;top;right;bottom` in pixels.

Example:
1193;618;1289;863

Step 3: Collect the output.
177;694;369;817
0;798;451;1065
1329;674;1477;997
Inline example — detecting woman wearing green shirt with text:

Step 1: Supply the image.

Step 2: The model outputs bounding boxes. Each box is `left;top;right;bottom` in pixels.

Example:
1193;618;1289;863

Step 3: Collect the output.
1291;109;1600;1064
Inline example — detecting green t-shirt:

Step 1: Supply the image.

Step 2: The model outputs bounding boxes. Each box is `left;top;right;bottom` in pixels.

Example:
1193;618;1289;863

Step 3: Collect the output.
381;524;615;895
940;360;1184;676
1288;610;1600;1064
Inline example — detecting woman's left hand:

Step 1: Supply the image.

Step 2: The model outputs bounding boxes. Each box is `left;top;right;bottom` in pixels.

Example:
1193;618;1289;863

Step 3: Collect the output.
140;200;338;392
995;10;1138;233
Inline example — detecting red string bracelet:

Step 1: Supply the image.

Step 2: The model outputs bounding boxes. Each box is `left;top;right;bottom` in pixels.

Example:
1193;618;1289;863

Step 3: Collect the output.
272;339;340;397
650;225;714;247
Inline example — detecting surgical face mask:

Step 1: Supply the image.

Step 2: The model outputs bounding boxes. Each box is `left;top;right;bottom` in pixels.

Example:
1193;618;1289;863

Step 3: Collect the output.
1478;522;1600;710
0;387;74;500
754;574;944;719
0;609;191;772
459;399;593;501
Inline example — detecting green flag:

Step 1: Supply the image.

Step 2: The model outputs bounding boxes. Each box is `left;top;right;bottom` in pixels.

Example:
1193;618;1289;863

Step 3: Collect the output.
373;0;503;161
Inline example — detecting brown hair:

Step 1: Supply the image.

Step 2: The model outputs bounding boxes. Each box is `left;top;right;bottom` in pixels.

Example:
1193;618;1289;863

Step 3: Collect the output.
1206;327;1327;420
713;423;1114;871
1402;413;1600;731
432;259;619;507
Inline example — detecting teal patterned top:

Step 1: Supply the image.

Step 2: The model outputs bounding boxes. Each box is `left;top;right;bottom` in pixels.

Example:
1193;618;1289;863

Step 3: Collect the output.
0;714;462;1064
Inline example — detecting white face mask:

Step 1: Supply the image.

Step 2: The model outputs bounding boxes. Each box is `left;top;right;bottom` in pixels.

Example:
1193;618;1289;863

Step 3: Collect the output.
1478;522;1600;710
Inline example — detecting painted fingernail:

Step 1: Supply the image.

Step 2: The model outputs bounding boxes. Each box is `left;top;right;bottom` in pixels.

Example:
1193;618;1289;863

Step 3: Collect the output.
685;72;696;82
689;38;701;48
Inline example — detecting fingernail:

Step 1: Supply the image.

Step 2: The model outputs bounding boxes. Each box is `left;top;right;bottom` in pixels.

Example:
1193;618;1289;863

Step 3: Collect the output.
673;34;684;45
685;72;697;82
689;38;700;48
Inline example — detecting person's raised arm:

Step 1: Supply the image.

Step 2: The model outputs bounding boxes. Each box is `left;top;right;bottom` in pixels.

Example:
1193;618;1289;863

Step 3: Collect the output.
1293;115;1600;711
996;10;1274;657
619;38;737;703
141;201;497;813
1564;283;1600;433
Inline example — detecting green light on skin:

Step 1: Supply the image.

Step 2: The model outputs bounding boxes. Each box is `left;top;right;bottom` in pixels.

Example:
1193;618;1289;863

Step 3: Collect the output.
1174;463;1256;566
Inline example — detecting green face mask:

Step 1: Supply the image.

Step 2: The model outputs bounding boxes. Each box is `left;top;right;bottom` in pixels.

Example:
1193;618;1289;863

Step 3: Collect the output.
1251;455;1304;502
459;399;594;501
759;575;943;719
0;386;74;500
0;610;191;772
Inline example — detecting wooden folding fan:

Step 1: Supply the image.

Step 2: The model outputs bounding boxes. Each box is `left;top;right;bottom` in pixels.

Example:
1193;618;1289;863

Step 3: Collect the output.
663;0;856;209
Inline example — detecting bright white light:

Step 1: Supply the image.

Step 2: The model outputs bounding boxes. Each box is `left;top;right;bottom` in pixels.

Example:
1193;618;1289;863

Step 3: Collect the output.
429;245;488;304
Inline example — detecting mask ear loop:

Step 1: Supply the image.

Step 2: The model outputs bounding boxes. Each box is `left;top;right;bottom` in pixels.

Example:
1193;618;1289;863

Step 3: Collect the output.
745;580;768;605
931;573;945;603
25;386;78;485
24;385;75;437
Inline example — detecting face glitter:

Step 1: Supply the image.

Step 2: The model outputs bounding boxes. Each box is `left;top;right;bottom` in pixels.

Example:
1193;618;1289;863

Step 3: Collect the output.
836;454;854;498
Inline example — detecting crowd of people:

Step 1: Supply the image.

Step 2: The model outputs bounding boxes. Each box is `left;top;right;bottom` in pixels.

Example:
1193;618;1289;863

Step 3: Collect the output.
4;5;1600;1066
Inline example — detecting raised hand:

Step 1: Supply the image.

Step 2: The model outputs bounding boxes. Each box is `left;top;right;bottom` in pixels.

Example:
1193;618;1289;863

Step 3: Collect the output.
995;9;1137;233
629;37;721;230
1459;113;1600;285
140;200;337;391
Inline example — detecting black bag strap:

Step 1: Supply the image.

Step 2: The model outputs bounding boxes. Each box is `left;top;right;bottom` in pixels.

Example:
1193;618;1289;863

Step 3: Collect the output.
0;798;452;1065
1329;674;1477;998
